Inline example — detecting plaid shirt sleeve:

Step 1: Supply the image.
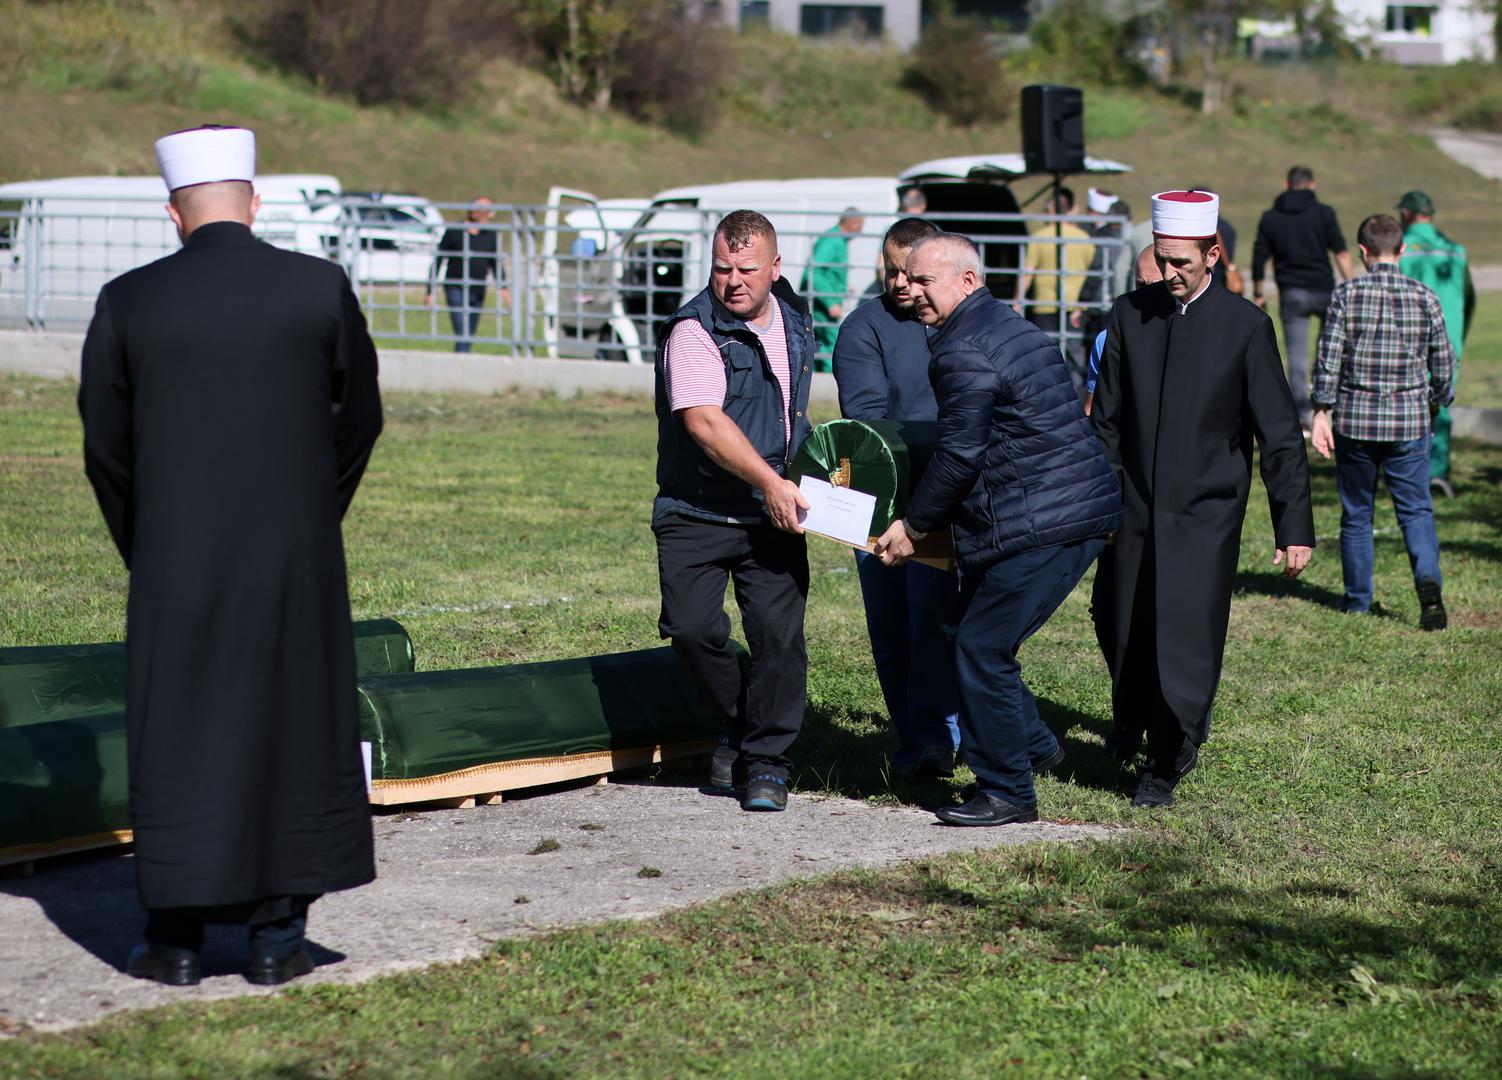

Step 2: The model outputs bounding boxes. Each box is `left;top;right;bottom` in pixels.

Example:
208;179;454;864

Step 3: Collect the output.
1313;284;1347;407
1426;290;1457;409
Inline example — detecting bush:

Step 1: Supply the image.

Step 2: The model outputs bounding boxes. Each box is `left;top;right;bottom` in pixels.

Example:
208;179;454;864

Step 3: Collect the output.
611;6;731;137
1026;0;1149;88
235;0;514;109
901;10;1011;127
1453;92;1502;133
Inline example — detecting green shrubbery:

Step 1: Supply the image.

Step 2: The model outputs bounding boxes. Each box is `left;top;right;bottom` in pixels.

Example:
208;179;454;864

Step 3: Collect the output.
900;7;1013;127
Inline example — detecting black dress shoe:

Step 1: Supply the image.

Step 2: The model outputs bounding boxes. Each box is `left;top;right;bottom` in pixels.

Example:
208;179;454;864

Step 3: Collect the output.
1032;745;1066;774
247;947;315;986
935;792;1039;827
1417;578;1448;632
127;943;201;986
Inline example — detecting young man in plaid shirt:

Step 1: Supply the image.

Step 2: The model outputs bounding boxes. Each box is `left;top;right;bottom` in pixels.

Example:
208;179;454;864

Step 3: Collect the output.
1311;214;1456;630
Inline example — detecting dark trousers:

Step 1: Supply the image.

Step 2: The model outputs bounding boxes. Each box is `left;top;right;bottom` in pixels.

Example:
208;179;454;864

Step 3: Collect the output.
854;551;960;763
1277;287;1331;420
443;283;486;353
946;538;1105;805
1335;431;1442;612
654;514;809;779
146;894;317;959
1113;538;1208;779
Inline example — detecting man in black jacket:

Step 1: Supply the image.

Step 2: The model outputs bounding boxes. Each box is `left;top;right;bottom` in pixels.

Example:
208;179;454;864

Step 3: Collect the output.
1251;165;1355;426
873;234;1122;827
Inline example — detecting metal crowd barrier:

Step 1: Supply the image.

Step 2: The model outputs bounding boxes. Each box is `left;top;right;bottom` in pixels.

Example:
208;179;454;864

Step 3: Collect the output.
0;196;1128;378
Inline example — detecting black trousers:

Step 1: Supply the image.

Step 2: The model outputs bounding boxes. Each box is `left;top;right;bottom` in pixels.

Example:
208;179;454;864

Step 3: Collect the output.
1111;536;1207;778
146;894;317;959
654;514;809;779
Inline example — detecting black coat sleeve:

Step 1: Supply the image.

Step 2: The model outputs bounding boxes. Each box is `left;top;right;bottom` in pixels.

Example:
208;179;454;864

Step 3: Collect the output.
1090;301;1125;495
1251;212;1272;284
904;338;994;533
831;313;887;420
331;278;383;516
1245;316;1315;548
78;288;135;567
1323;205;1348;255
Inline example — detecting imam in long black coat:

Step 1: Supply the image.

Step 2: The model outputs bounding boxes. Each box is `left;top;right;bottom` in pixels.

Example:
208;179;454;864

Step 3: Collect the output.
78;220;382;910
1091;277;1314;759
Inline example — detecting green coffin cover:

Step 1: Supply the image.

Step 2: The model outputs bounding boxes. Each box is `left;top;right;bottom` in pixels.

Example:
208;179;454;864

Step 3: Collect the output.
0;712;130;854
0;619;415;729
788;419;940;536
359;646;722;781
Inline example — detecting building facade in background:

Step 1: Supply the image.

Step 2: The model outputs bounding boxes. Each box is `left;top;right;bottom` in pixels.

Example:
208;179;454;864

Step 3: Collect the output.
1337;0;1496;63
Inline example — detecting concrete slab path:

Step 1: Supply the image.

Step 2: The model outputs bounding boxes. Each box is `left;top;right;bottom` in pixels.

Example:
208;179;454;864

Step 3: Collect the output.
0;781;1114;1034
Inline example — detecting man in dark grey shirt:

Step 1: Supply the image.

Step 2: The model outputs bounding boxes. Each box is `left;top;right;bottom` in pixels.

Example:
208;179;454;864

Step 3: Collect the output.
832;217;960;779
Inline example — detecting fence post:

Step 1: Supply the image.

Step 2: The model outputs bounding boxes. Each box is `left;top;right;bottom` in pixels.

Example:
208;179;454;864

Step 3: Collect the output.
23;198;43;329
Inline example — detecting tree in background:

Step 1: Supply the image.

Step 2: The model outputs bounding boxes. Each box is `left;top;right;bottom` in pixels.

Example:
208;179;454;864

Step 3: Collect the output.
902;3;1012;127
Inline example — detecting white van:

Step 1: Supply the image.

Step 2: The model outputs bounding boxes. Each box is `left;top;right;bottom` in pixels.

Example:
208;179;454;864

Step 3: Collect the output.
0;174;341;327
540;153;1129;363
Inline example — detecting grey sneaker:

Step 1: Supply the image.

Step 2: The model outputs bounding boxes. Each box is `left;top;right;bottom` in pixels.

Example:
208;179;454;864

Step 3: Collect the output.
742;773;788;812
710;744;739;791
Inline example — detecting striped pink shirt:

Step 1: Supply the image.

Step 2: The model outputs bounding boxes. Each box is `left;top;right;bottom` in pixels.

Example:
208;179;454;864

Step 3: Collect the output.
664;302;792;451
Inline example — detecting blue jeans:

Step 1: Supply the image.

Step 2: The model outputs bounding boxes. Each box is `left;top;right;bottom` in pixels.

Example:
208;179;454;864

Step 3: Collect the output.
1335;432;1442;613
854;552;960;765
444;284;486;353
946;538;1106;805
1278;287;1331;421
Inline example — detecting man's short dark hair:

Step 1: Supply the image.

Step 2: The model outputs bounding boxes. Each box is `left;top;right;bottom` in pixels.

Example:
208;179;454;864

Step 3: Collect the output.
716;209;777;253
1357;213;1404;257
1287;165;1315;188
1055;186;1075;212
884;217;939;250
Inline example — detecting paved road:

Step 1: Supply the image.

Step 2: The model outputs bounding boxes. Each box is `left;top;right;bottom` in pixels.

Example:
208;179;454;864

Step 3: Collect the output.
0;781;1115;1034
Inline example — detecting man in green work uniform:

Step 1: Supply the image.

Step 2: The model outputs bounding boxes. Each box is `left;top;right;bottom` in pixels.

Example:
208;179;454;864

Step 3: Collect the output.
802;207;865;370
1398;190;1476;498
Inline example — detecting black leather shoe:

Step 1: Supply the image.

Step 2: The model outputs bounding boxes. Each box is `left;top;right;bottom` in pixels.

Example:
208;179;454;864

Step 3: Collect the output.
247;948;315;986
1131;771;1177;808
709;744;739;790
1417;578;1448;632
935;792;1039;827
1032;745;1065;774
127;942;201;986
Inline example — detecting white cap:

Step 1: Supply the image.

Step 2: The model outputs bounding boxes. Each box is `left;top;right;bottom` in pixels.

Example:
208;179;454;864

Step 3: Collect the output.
1087;187;1116;215
1151;190;1219;240
154;125;256;192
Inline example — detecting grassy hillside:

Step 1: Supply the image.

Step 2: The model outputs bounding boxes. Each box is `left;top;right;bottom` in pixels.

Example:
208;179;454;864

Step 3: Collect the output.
2;0;1499;263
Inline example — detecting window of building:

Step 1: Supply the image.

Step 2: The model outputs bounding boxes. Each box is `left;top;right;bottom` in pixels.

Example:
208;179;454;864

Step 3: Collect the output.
1385;5;1435;36
740;0;769;27
800;4;884;38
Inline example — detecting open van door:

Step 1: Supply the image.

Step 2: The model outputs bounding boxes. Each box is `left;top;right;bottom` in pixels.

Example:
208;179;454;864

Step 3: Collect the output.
541;186;644;363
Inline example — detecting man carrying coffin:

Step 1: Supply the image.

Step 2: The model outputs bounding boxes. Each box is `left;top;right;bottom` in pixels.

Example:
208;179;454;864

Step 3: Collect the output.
653;210;816;814
872;234;1121;827
79;125;383;985
1092;190;1315;809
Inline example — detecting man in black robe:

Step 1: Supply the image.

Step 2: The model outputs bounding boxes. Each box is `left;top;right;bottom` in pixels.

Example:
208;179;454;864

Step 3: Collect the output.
1092;190;1314;809
78;125;383;985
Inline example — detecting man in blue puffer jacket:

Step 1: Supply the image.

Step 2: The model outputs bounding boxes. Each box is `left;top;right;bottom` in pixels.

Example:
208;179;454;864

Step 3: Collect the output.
873;233;1121;826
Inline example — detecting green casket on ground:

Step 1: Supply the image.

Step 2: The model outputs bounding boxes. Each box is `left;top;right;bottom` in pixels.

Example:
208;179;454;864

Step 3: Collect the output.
359;646;723;805
0;619;416;729
0;620;415;864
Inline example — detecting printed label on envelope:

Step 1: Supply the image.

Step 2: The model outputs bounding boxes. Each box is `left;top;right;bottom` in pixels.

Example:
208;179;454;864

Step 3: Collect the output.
798;475;877;547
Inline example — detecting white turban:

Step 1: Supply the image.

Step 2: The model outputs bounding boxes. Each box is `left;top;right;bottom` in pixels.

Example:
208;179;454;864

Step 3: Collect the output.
155;125;256;192
1151;190;1219;240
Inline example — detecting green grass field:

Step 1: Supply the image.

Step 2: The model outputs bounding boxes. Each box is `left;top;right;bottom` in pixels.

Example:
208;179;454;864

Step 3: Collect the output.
1;374;1500;1076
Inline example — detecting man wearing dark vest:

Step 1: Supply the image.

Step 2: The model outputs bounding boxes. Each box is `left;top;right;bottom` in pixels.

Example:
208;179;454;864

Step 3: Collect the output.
653;210;816;813
78;125;382;986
